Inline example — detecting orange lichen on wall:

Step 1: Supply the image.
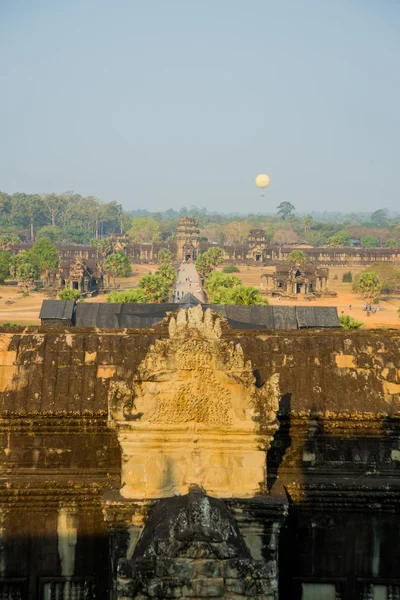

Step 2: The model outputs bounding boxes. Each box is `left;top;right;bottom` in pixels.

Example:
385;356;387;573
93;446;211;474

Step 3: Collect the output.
335;354;356;369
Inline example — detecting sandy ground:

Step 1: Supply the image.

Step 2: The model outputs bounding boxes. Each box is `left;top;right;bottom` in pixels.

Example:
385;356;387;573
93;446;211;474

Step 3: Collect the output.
0;285;48;325
215;264;400;329
0;263;398;328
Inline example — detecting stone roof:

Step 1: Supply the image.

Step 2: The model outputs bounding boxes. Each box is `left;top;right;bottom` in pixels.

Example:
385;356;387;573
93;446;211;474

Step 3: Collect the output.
40;301;340;330
39;300;75;321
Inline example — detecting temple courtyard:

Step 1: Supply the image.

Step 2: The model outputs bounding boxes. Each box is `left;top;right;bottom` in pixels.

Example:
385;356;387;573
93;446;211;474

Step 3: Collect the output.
0;263;399;328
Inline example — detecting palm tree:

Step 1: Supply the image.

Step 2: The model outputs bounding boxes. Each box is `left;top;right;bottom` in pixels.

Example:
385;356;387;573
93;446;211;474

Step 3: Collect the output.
230;285;267;305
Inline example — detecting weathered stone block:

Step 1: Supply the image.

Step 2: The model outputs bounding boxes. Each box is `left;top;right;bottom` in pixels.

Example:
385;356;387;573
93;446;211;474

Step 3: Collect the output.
180;583;196;597
163;558;196;579
147;578;183;598
225;578;245;594
195;559;221;578
192;578;224;597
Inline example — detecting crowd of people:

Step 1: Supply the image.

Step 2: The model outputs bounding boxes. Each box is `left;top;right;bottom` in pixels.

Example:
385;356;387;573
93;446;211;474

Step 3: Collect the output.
363;303;381;316
341;302;382;318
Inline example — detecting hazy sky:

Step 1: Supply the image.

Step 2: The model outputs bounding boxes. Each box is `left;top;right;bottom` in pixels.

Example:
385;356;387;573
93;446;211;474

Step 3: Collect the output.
1;0;399;213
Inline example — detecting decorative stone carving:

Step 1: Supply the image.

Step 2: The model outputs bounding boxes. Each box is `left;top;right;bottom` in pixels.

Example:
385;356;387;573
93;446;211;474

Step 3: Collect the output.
109;306;280;499
116;486;278;600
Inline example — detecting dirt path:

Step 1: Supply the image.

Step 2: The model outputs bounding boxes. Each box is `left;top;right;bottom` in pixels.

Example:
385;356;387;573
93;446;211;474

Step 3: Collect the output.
173;263;205;302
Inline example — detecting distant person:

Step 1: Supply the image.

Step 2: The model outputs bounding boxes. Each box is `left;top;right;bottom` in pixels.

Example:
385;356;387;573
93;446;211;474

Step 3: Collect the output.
349;305;352;311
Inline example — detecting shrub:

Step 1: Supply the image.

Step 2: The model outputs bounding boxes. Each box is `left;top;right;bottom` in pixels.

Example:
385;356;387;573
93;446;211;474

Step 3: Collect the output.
58;289;81;300
333;274;338;280
360;235;379;248
353;270;381;299
30;238;59;270
107;289;148;303
373;298;380;305
222;265;240;273
288;249;308;263
157;248;172;264
104;251;131;278
205;272;241;297
342;271;353;283
211;285;268;305
328;230;351;247
339;315;363;330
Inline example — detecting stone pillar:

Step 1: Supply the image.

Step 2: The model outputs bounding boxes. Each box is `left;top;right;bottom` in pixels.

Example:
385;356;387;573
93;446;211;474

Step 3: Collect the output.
57;503;79;578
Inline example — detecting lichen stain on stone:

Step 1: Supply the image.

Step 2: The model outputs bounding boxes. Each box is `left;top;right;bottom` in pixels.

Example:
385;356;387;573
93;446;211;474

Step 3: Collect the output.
383;380;400;397
85;351;97;364
335;354;356;369
97;366;116;379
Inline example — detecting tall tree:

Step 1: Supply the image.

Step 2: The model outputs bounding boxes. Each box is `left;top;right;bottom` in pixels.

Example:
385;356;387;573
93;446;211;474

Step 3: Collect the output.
302;215;313;233
205;247;224;269
0;251;12;283
288;250;309;263
11;193;45;240
276;202;295;220
353;271;381;300
360;235;380;248
139;274;170;302
128;217;161;244
41;193;65;227
328;230;351;247
10;250;40;290
370;209;388;227
272;229;298;245
104;251;131;284
157;248;173;264
30;238;59;271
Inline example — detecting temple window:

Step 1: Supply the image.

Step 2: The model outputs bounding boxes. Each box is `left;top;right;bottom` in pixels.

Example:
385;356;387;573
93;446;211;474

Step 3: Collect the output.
301;583;337;599
361;583;400;599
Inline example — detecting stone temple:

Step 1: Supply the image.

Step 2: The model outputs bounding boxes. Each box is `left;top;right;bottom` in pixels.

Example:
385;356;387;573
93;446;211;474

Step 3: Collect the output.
0;305;399;599
260;262;335;299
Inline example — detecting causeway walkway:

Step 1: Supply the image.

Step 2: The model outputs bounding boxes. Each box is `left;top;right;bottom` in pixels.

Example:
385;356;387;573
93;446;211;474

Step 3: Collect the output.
173;262;206;303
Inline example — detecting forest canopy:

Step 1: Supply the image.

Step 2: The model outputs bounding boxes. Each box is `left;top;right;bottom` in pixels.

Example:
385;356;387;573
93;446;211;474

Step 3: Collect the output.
0;190;399;249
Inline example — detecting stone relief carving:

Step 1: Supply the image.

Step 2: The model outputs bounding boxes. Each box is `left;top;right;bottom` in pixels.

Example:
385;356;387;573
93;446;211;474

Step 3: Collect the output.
116;486;277;600
109;306;280;499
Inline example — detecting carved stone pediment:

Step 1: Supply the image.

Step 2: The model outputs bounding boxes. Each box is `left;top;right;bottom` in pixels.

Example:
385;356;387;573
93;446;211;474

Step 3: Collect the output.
109;306;280;499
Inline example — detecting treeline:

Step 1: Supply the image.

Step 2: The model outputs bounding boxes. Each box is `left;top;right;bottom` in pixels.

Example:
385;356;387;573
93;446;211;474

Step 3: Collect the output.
127;207;400;247
0;191;130;244
1;189;399;249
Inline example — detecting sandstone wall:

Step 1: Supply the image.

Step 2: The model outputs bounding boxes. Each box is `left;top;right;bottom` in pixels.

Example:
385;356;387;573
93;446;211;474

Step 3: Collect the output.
0;326;398;415
0;325;399;598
